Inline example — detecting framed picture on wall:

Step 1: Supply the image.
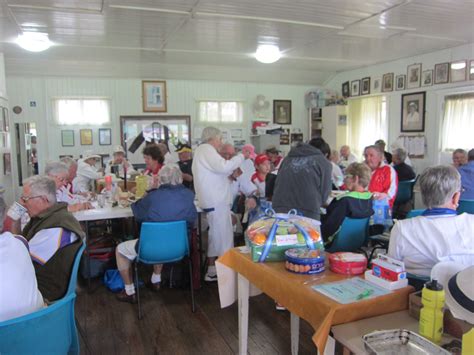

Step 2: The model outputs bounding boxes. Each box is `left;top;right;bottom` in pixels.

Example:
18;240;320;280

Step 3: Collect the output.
273;100;292;125
361;77;370;95
61;130;75;147
372;78;381;93
396;75;406;90
3;153;11;175
450;60;467;82
342;81;350;98
382;73;394;92
280;129;290;145
350;80;360;97
421;70;433;86
291;132;304;144
470;60;474;80
407;63;422;89
142;80;167;112
99;128;112;145
401;91;426;133
434;62;449;84
80;129;93;145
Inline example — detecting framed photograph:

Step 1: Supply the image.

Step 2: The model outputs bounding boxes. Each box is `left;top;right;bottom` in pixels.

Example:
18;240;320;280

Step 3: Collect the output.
401;91;426;133
80;129;93;145
372;78;381;93
290;133;304;144
382;73;394;92
99;128;112;145
2;107;9;131
311;108;322;120
396;75;406;91
273;100;292;125
61;130;75;147
142;80;167;112
421;70;433;87
3;153;11;175
434;62;449;84
280;128;290;145
470;60;474;80
350;80;360;97
338;115;347;126
342;81;350;98
450;60;467;82
361;77;370;95
407;63;422;89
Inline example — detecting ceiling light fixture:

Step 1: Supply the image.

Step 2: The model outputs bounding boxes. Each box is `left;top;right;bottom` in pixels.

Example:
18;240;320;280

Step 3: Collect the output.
255;44;281;64
451;62;466;70
16;32;52;52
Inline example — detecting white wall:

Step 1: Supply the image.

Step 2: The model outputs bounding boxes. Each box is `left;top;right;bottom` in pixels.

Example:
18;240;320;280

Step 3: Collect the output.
5;76;316;174
326;43;474;174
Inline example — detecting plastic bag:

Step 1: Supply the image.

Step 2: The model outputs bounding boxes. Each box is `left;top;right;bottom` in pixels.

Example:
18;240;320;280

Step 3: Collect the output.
103;269;125;292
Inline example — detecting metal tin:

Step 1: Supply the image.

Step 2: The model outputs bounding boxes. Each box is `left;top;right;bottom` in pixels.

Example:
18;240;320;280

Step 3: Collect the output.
363;329;450;355
285;248;325;274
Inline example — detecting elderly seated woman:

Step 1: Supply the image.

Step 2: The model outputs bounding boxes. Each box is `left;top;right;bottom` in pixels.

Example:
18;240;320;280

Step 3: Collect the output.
72;151;103;193
388;165;474;277
321;163;374;247
115;164;197;303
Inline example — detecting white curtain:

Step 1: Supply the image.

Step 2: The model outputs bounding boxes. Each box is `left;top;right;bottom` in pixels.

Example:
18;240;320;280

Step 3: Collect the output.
441;94;474;151
347;95;387;159
53;98;110;125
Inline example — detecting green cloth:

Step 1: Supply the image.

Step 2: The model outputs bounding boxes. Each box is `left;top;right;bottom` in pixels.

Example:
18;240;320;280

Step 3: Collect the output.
335;191;372;201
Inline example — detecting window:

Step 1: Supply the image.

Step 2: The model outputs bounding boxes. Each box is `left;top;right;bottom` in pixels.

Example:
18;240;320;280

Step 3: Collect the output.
198;101;243;123
347;96;388;159
53;98;110;125
441;93;474;151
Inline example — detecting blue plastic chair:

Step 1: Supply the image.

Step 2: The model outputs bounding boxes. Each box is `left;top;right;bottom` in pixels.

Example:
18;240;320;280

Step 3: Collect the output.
394;178;417;206
0;242;85;355
406;209;425;218
457;199;474;214
135;221;195;319
326;217;370;253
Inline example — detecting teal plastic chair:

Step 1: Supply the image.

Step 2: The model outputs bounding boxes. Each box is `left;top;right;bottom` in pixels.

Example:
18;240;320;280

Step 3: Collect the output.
406;209;425;218
326;217;370;253
135;221;195;319
393;177;417;219
0;242;85;355
457;199;474;214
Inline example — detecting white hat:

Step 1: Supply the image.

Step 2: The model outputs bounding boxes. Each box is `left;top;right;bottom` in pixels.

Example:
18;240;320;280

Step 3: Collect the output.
113;145;125;154
82;150;100;161
432;262;474;324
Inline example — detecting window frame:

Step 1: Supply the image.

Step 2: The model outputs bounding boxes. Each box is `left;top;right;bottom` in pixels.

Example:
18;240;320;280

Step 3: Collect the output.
196;100;245;124
52;97;111;126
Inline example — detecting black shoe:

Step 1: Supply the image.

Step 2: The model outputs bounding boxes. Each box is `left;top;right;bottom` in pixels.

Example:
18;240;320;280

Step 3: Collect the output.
116;290;137;304
145;281;161;292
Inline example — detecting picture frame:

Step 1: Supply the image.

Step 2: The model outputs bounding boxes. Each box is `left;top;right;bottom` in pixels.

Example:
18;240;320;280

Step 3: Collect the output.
407;63;422;89
434;62;449;84
382;73;394;92
2;107;9;131
290;133;304;144
142;80;167;112
450;60;467;83
350;80;360;97
61;130;75;147
361;77;370;95
273;100;292;125
401;91;426;133
372;78;381;93
338;115;347;126
470;60;474;80
80;129;93;145
342;81;350;98
280;128;290;145
3;153;11;175
421;70;433;86
99;128;112;146
396;75;406;91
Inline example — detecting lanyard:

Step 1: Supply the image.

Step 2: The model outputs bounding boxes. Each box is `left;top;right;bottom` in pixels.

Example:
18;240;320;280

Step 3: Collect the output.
422;208;458;217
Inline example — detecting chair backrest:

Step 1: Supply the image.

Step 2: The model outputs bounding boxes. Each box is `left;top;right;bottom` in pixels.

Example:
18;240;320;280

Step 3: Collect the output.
457;199;474;214
0;293;78;354
326;217;370;253
138;221;189;264
406;209;425;218
394;178;417;205
66;241;86;296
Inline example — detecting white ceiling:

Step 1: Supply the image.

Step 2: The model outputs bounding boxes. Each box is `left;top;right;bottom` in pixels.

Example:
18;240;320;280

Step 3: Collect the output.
0;0;473;84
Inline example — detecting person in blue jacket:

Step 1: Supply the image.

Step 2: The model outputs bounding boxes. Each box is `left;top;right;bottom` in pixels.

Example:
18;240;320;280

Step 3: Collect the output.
115;164;197;303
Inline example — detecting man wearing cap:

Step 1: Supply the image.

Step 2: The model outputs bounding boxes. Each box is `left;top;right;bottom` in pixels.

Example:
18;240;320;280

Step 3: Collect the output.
72;151;103;193
176;142;194;190
105;145;136;177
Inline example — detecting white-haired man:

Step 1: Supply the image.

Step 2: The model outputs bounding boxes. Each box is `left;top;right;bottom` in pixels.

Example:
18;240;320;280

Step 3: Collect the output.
115;164;197;303
105;145;136;177
192;127;244;281
338;145;357;169
72;151;103;193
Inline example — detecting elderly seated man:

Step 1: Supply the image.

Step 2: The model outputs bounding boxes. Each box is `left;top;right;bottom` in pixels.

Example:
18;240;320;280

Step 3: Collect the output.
452;148;468;168
60;156;78;188
45;162;92;212
338;145;358;169
115;164;197;303
105;145;136;177
73;151;103;193
321;163;374;247
392;147;416;182
7;176;84;302
388;165;474;277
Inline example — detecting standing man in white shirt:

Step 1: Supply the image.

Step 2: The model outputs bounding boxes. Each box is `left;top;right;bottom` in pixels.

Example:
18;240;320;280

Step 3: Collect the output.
192;127;244;281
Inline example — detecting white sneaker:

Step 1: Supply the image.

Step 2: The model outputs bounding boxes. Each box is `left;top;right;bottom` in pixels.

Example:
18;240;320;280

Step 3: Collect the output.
204;271;218;282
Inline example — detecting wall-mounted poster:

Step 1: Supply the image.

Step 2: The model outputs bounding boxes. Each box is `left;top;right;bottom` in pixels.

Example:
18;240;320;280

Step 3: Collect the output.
396;75;406;91
350;80;360;97
401;92;426;133
142;80;167;112
280;129;290;145
382;73;394;92
407;63;422;89
434;62;449;84
3;153;11;175
61;130;75;147
99;128;112;145
450;60;467;82
273;100;292;125
80;129;93;145
421;70;433;86
372;78;381;93
342;81;350;98
361;77;370;95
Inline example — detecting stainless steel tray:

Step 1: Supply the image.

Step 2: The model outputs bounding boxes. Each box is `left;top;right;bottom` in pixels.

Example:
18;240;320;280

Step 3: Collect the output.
362;329;450;355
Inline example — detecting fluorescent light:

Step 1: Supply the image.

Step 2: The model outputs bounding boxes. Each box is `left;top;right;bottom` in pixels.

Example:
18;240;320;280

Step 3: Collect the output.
451;62;466;70
16;32;52;52
255;44;281;64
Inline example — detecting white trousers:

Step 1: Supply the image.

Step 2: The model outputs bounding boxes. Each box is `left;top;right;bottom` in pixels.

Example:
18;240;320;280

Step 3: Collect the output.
206;204;233;258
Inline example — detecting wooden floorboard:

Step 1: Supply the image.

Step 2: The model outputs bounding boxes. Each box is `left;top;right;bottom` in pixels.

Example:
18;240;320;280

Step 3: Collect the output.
75;278;317;354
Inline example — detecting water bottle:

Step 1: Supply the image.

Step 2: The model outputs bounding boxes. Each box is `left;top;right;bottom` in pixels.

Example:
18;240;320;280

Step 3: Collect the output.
419;279;445;344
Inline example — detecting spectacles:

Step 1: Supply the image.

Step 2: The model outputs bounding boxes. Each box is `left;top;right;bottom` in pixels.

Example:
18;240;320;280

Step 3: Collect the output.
20;195;44;202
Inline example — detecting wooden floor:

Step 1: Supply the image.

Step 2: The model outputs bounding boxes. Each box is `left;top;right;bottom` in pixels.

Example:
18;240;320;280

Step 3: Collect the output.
76;278;318;355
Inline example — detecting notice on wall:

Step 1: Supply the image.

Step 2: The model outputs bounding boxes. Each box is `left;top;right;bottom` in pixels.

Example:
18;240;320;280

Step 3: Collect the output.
394;135;426;158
